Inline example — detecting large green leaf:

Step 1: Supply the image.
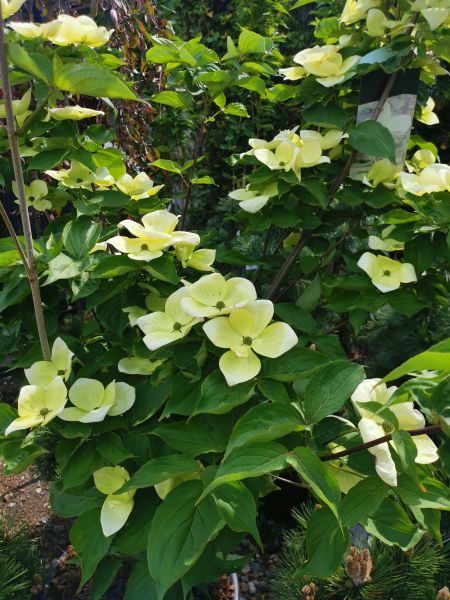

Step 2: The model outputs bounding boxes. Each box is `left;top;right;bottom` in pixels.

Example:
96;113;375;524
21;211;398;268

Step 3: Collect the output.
297;507;349;578
224;403;304;458
349;121;396;162
303;361;365;424
153;420;228;456
8;43;52;83
213;482;262;547
259;346;329;381
44;254;88;285
54;64;138;100
63;216;101;260
151;91;191;108
50;480;102;518
286;447;341;521
70;509;112;587
147;481;224;599
199;442;287;499
89;556;122;600
238;29;272;54
274;303;318;335
193;371;255;416
382;338;450;382
396;475;450;510
340;476;389;527
121;454;200;492
365;498;424;550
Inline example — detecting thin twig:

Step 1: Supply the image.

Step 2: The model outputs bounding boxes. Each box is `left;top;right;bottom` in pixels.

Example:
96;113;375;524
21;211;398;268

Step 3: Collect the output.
272;474;308;489
0;6;51;360
0;200;31;276
266;70;400;301
180;118;206;229
320;425;441;462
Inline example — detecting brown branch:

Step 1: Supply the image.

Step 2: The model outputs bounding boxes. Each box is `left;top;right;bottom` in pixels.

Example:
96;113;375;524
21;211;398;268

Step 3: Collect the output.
266;70;400;301
320;425;441;462
0;6;51;360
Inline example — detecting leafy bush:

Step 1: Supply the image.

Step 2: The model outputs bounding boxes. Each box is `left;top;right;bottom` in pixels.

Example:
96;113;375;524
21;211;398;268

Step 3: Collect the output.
0;0;449;598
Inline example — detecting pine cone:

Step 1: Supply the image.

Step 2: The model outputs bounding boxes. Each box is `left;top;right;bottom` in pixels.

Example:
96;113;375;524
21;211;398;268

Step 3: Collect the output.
437;587;450;600
301;582;317;600
345;547;373;586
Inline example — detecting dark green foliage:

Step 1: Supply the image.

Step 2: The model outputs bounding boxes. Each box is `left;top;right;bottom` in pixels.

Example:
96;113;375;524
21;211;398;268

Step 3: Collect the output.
357;306;450;377
0;525;40;600
273;507;450;600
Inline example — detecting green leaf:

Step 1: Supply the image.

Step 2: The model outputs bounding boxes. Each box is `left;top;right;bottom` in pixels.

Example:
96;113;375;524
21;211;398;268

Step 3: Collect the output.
291;0;317;8
129;381;171;426
274;303;318;335
234;76;266;96
8;43;52;83
54;64;138;100
382;338;450;382
97;432;133;465
44;254;88;285
297;507;349;578
0;404;17;434
193;371;255;416
70;509;112;587
213;482;262;547
147;481;224;599
302;104;349;129
151;159;182;174
50;480;102;518
153;420;228;456
396;475;450;510
349;121;396;162
222;102;250;117
152;91;191;108
89;556;122;600
303;361;365;424
125;559;157;599
199;442;287;499
238;29;272;54
121;454;200;492
26;148;69;171
146;45;180;64
144;255;179;284
91;255;140;279
404;236;434;272
365;498;424;550
286;447;341;521
341;476;389;527
257;379;291;403
297;275;321;311
63;216;101;260
190;176;216;185
0;440;46;474
260;346;330;381
224;403;305;458
392;430;419;481
430;377;450;434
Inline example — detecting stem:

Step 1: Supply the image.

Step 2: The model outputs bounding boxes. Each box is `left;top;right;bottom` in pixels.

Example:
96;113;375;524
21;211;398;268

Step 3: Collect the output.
0;7;51;360
320;425;441;462
0;199;32;277
266;70;399;301
180;119;206;230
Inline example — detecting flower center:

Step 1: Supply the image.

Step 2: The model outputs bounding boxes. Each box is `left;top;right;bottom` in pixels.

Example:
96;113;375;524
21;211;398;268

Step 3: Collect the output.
173;322;183;332
382;421;394;434
58;370;65;376
382;270;391;277
40;408;50;417
76;178;83;183
279;161;286;166
29;196;35;201
242;336;253;346
215;301;225;310
141;244;149;251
